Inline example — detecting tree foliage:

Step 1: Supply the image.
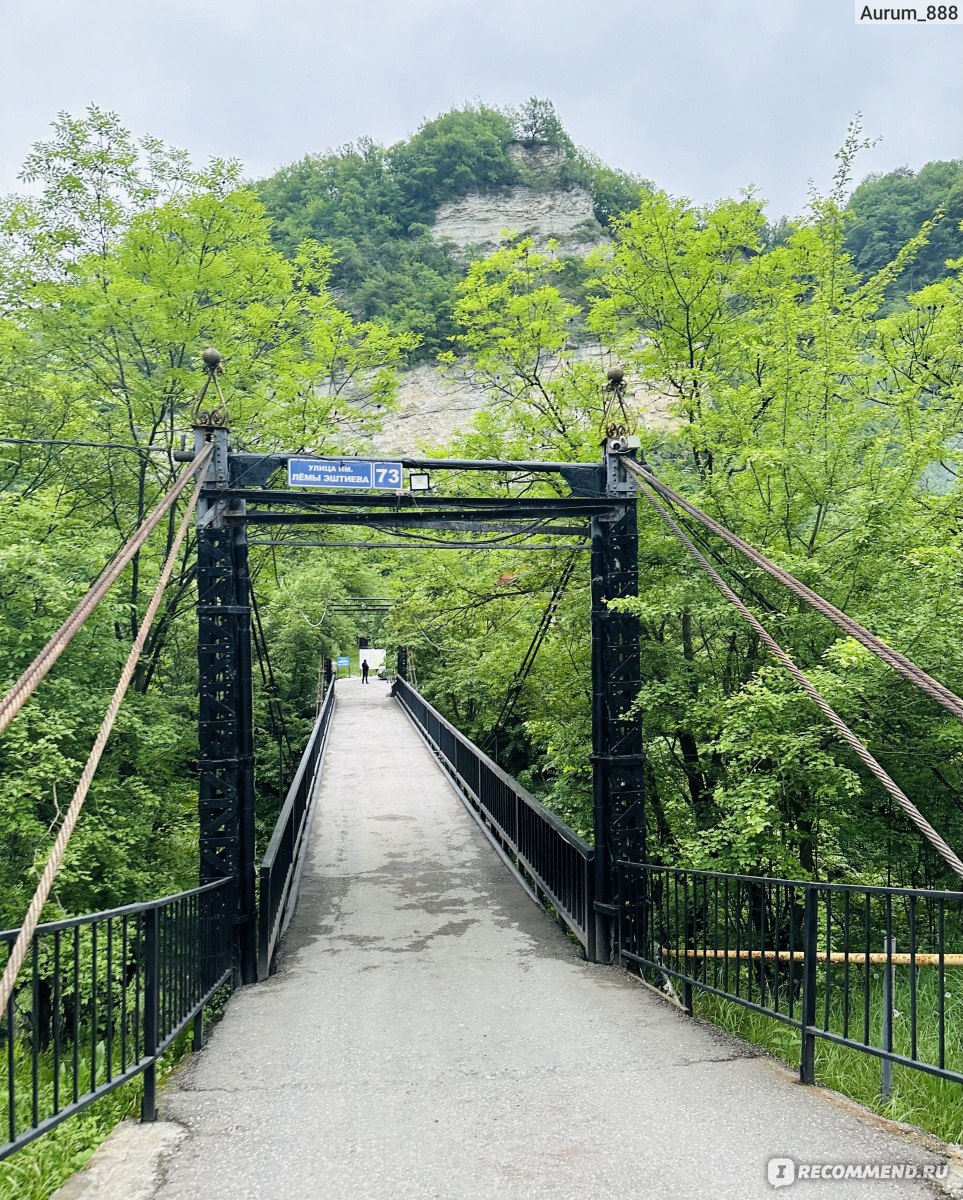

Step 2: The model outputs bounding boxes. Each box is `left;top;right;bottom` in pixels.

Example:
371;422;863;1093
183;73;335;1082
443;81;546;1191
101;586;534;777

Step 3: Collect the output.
255;101;652;355
0;108;411;925
392;141;963;892
2;101;963;938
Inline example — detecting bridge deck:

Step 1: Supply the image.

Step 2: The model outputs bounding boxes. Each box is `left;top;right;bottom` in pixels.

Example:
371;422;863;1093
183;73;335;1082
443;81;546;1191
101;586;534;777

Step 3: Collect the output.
153;680;941;1199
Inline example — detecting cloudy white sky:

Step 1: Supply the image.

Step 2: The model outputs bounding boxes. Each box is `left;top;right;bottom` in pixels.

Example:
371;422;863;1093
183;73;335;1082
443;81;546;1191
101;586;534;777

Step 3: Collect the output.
1;0;960;218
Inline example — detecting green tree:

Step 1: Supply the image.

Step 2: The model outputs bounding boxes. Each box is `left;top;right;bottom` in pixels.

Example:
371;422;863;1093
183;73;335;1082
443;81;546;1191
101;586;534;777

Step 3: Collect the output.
511;97;571;149
0;109;413;921
400;159;963;890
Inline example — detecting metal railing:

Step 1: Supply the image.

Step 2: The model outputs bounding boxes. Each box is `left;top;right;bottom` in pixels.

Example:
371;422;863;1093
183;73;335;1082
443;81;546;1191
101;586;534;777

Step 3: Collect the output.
620;863;963;1087
0;878;232;1160
393;678;595;956
257;678;336;980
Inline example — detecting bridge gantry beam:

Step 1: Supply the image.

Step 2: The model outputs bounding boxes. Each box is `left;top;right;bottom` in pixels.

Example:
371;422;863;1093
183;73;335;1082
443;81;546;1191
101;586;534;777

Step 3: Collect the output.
190;404;643;978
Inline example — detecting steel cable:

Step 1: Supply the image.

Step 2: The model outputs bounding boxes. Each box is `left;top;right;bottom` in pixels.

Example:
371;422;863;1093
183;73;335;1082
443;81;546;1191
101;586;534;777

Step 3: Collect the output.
481;551;580;752
626;460;963;724
638;483;963;880
0;443;213;741
0;473;206;1015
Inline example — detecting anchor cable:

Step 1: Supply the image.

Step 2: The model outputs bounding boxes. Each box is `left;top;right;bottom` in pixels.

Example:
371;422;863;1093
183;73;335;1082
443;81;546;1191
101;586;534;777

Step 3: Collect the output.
637;481;963;880
0;444;214;740
0;471;207;1014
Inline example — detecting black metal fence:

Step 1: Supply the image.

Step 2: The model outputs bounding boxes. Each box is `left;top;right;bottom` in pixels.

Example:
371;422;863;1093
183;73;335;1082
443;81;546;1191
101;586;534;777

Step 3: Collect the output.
0;878;232;1160
258;678;336;980
393;678;595;956
621;862;963;1087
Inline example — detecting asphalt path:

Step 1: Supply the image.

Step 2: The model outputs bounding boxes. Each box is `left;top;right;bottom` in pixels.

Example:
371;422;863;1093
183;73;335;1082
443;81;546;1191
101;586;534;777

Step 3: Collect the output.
151;678;956;1200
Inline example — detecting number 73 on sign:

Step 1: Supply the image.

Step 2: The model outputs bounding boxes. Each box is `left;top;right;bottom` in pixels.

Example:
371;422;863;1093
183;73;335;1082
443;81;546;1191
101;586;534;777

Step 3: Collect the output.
374;463;402;488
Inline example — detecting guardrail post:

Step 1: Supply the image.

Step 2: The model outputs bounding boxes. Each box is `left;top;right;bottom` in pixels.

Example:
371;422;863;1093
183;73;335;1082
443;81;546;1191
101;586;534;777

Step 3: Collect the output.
141;907;159;1122
585;854;597;963
683;979;694;1016
800;884;818;1085
257;867;271;981
881;936;895;1101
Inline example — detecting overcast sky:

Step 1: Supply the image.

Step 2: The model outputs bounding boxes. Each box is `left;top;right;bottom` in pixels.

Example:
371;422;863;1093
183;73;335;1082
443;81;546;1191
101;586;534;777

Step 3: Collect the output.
1;0;960;218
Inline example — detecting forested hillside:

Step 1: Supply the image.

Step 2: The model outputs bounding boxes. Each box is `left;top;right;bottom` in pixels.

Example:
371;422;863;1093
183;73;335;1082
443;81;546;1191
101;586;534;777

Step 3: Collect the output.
1;101;962;947
255;101;962;354
256;99;647;354
844;158;963;304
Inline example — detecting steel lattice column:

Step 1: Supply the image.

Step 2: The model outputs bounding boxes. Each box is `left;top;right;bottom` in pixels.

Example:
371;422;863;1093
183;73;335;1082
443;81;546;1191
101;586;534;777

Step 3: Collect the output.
196;428;257;984
591;444;646;962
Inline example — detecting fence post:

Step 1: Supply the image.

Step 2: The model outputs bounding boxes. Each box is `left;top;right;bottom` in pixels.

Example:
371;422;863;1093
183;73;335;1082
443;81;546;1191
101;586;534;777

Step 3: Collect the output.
141;906;160;1121
585;855;597;964
800;884;818;1085
881;936;895;1101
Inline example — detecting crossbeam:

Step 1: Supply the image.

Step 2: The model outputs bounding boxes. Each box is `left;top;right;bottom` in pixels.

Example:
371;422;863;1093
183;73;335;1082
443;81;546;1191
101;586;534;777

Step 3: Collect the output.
227;489;617;514
249;540;591;551
227;453;604;497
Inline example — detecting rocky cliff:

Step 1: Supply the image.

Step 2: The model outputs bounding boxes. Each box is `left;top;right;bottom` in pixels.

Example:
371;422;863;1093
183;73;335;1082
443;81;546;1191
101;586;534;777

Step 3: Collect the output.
431;187;605;257
430;142;606;257
363;351;674;456
350;145;670;456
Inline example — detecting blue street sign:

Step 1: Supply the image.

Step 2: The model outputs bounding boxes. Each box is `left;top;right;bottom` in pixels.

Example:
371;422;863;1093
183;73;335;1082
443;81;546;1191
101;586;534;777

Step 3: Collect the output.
287;457;403;491
336;656;350;667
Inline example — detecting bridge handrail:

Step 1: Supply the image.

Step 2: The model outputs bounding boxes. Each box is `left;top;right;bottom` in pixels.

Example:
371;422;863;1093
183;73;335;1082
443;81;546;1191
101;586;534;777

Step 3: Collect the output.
257;678;336;980
392;677;595;955
0;878;231;941
0;878;233;1162
621;861;963;1089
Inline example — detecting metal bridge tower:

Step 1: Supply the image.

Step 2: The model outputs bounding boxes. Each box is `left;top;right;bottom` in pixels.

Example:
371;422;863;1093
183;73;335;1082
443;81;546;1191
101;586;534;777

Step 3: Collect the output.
591;439;645;961
194;420;257;985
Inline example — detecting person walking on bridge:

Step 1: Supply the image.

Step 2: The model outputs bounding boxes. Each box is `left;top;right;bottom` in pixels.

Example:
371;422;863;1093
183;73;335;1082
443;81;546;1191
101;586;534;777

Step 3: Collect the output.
361;657;370;684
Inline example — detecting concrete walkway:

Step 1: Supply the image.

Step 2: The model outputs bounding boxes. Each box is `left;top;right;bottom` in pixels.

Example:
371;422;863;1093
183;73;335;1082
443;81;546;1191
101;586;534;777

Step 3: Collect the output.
150;679;956;1199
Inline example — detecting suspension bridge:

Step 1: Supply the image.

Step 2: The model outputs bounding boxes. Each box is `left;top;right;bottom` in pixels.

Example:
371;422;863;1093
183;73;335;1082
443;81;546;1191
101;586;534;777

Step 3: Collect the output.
2;387;962;1197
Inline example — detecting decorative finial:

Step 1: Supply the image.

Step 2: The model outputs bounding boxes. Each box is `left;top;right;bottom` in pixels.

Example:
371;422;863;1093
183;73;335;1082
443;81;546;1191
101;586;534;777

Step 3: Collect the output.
193;348;229;428
201;347;223;373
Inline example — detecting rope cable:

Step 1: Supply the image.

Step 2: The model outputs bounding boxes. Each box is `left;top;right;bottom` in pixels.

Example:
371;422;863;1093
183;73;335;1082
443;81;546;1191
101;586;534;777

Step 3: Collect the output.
357;517;569;546
0;472;206;1015
0;437;179;455
638;482;963;881
627;460;963;724
0;444;214;741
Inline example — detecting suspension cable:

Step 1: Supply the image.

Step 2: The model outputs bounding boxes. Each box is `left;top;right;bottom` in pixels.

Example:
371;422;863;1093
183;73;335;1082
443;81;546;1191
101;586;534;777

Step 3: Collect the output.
0;443;213;741
0;473;207;1014
250;586;293;763
0;437;178;454
481;552;580;752
626;460;963;724
638;483;963;880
